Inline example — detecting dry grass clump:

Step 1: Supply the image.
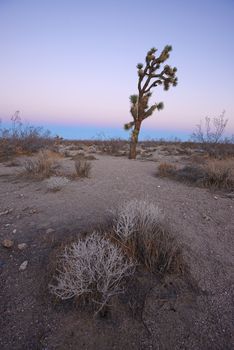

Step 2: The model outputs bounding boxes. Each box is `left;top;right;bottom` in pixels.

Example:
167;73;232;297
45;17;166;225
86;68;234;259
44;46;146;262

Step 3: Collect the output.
157;160;234;190
112;199;184;275
49;232;135;315
158;162;177;177
23;150;55;179
203;160;234;190
46;176;70;192
74;159;92;178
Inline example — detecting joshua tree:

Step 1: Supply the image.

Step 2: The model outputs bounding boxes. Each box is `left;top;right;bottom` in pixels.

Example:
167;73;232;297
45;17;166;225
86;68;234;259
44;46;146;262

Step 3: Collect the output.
125;46;178;159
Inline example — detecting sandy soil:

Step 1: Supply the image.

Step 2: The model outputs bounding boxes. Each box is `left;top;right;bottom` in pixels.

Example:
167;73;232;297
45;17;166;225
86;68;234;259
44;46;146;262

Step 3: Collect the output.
0;152;233;349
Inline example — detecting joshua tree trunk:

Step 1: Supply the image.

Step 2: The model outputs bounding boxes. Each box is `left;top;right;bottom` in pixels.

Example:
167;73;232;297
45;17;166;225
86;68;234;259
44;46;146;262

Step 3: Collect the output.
129;121;141;159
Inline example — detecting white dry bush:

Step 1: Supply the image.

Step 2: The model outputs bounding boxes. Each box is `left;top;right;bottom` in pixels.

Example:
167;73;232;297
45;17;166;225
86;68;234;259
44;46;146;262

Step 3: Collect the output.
46;176;70;192
113;199;163;241
112;199;183;274
49;232;135;314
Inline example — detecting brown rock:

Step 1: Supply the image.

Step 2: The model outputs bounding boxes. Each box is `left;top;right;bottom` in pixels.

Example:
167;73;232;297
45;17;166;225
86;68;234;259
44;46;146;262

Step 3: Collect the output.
2;239;14;248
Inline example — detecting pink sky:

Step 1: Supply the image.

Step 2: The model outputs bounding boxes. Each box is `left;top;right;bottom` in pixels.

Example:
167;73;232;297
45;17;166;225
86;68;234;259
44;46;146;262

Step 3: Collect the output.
0;0;233;139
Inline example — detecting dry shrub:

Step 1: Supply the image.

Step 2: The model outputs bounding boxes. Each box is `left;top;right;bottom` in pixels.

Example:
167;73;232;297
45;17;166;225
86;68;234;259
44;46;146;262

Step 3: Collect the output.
46;176;70;192
0;114;54;160
49;232;135;315
203;160;234;190
158;160;234;190
74;159;92;178
158;162;177;177
102;138;126;155
112;199;184;275
174;165;206;184
23;150;55;179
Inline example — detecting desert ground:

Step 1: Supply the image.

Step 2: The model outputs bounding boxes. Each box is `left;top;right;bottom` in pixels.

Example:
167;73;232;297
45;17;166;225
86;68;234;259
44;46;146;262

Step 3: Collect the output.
0;142;233;350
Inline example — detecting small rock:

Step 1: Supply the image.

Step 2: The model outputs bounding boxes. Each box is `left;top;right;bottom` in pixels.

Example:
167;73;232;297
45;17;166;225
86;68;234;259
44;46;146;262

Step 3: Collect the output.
5;224;10;227
2;239;14;248
202;214;211;221
19;260;28;271
46;228;55;234
13;229;17;234
0;208;13;216
157;185;161;188
214;196;218;200
18;243;27;250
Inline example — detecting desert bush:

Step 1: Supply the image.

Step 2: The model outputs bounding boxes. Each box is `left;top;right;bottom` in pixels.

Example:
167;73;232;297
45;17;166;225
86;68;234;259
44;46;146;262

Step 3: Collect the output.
204;142;234;159
174;165;206;184
203;160;234;190
158;162;177;177
74;159;92;178
112;199;184;275
191;111;234;158
0;112;54;160
49;232;135;314
157;161;234;190
102;138;126;155
191;111;228;144
46;176;70;192
23;150;55;179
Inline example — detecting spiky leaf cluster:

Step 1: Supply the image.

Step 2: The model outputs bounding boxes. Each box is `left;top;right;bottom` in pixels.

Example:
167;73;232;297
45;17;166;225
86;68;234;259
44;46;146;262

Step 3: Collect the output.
137;45;177;93
125;93;164;129
125;45;177;131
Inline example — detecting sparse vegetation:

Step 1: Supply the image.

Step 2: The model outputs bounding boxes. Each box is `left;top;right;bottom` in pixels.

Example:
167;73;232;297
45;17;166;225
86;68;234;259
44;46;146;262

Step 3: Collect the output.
2;142;233;349
173;165;206;184
0;111;54;160
203;160;234;190
112;199;184;275
46;176;70;192
49;232;135;315
23;150;55;179
191;111;234;158
101;138;127;156
191;111;228;145
49;199;186;317
157;159;234;190
74;159;92;178
158;162;177;177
